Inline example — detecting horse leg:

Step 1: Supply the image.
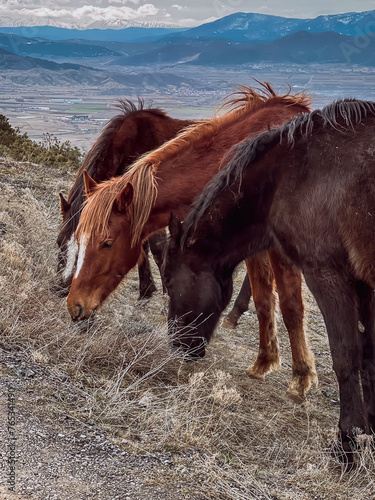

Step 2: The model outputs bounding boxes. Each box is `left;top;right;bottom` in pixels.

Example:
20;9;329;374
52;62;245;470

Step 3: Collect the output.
356;281;375;434
149;230;167;293
222;273;252;329
245;253;280;381
137;240;157;299
304;268;366;463
269;249;317;403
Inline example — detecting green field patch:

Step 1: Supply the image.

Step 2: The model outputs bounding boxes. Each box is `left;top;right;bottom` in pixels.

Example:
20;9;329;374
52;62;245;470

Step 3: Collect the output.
68;103;107;114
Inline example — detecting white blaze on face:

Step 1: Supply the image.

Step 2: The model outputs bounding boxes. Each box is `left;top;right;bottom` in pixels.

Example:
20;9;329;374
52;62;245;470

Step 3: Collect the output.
74;234;87;279
63;233;78;281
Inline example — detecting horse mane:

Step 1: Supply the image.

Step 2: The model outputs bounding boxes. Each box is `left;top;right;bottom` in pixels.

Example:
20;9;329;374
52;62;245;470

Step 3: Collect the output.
219;80;310;114
113;97;168;119
76;82;312;247
181;98;375;246
76;161;158;245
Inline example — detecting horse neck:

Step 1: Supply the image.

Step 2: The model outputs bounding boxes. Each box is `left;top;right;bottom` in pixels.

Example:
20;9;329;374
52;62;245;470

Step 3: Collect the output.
184;142;286;274
114;115;195;177
162;117;195;137
66;114;195;239
142;103;307;237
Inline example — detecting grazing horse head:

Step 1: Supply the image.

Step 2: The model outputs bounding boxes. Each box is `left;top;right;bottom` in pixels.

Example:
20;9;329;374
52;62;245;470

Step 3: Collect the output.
162;213;234;358
66;171;142;320
56;99;193;295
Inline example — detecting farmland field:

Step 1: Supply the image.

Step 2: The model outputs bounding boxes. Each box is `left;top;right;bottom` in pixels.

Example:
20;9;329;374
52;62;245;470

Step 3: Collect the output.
1;64;375;151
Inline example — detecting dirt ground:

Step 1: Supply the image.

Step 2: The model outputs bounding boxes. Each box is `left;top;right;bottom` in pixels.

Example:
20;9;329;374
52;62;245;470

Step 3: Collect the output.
0;351;205;500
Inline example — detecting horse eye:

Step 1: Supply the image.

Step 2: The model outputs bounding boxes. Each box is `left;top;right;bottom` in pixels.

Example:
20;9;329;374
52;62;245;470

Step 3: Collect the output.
101;240;113;248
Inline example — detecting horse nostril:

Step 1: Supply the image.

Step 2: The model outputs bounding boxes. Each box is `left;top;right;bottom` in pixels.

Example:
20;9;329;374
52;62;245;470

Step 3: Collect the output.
69;302;83;321
76;303;84;320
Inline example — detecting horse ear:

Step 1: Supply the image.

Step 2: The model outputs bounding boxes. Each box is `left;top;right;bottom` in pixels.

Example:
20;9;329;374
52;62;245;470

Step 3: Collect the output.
168;212;183;245
115;183;133;212
59;193;71;216
83;170;98;197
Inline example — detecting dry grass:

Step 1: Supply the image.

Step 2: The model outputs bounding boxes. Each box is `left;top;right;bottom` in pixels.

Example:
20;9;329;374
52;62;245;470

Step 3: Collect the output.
1;157;375;499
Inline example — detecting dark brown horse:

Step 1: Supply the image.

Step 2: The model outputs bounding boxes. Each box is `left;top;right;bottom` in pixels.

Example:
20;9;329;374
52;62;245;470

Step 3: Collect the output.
56;99;193;298
163;98;375;462
66;83;317;402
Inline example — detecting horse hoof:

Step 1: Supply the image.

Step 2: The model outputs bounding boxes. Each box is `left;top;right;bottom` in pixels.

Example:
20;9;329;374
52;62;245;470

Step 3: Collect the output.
245;367;265;381
221;317;237;329
138;286;157;300
286;386;306;404
330;440;356;470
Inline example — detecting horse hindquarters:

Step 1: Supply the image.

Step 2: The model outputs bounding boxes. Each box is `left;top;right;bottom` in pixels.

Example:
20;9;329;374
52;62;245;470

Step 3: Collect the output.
303;268;367;461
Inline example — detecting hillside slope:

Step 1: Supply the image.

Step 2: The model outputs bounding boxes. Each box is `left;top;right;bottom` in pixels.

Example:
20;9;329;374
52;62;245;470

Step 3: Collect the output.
0;149;374;499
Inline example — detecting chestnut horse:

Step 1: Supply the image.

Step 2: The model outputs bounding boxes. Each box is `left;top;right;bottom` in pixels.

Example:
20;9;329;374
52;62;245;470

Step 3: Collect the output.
56;99;193;298
163;98;375;462
56;98;251;325
67;83;317;402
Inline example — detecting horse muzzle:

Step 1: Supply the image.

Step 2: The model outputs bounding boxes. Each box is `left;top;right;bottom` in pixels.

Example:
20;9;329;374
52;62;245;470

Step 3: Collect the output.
168;321;207;360
67;300;97;322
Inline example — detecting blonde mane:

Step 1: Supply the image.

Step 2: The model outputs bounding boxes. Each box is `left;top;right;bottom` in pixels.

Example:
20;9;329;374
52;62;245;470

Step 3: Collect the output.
76;82;311;247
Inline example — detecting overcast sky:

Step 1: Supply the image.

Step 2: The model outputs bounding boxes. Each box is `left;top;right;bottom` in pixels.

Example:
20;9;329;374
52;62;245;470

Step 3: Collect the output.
0;1;374;28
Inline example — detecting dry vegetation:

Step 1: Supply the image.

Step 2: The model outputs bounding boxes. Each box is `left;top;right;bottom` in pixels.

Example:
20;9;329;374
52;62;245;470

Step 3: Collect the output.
1;156;375;499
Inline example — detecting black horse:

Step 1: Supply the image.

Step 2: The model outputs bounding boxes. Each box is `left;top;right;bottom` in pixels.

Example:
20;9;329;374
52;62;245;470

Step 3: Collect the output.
163;98;375;463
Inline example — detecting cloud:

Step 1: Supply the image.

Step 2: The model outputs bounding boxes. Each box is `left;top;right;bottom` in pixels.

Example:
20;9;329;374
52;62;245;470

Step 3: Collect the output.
107;0;141;4
258;6;273;14
0;3;159;22
171;4;185;10
178;16;218;27
5;0;141;5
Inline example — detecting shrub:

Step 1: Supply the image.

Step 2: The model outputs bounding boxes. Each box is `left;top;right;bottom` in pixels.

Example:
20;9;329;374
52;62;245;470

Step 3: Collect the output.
0;114;83;169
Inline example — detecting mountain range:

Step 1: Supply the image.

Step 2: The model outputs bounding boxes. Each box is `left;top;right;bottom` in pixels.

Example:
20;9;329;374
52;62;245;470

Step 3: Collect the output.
174;10;375;42
0;28;373;68
0;10;374;87
0;26;185;43
1;10;374;43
